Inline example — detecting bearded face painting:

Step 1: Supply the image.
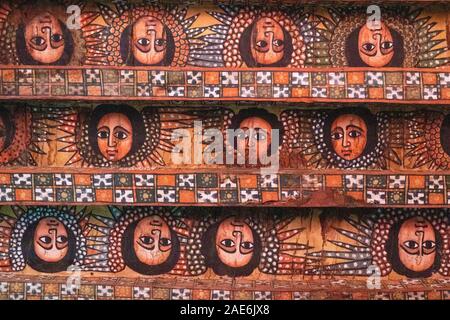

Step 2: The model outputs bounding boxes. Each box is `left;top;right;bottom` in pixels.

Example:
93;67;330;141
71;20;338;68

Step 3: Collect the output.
0;2;82;65
315;7;449;67
227;108;283;166
0;207;87;273
307;209;450;278
82;3;215;67
205;6;311;67
281;107;402;169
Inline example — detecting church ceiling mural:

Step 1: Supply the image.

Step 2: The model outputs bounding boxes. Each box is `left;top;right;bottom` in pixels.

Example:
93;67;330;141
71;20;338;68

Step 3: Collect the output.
0;0;450;301
0;206;449;300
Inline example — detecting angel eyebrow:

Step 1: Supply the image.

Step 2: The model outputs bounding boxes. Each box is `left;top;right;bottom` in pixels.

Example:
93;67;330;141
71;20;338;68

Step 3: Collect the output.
231;221;244;227
113;126;130;134
150;220;163;227
97;125;109;130
346;125;363;131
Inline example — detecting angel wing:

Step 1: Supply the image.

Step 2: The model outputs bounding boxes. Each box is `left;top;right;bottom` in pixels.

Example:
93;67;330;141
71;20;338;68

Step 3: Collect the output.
405;110;450;170
258;214;316;275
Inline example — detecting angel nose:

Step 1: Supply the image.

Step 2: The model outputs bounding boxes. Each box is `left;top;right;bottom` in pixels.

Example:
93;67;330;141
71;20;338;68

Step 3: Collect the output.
107;136;116;147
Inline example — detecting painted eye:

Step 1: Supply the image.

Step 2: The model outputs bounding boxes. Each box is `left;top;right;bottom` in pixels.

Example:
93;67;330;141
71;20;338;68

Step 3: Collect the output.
331;132;343;140
254;131;267;141
348;130;362;138
273;39;284;47
137;38;150;46
155;39;166;46
97;130;109;139
403;240;419;249
39;236;52;244
381;41;393;50
237;131;247;139
56;235;68;244
31;36;46;46
220;239;235;247
114;131;128;140
51;34;63;42
139;236;153;245
241;241;254;250
159;238;172;246
423;240;436;250
362;43;375;51
256;40;268;48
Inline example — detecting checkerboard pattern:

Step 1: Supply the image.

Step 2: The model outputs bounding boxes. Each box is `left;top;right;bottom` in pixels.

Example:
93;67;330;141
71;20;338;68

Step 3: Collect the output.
0;172;449;206
2;68;449;102
0;276;447;300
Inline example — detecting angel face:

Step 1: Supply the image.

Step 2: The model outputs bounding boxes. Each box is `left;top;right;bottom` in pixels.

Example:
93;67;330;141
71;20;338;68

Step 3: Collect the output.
250;17;285;66
96;112;133;162
133;216;173;266
237;116;272;162
24;13;65;64
132;16;167;65
358;22;394;67
215;216;255;268
397;217;437;273
33;218;69;263
330;114;367;161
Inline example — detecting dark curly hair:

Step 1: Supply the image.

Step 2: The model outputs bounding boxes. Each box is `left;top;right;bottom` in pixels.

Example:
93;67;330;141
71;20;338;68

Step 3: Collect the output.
440;113;450;156
0;107;15;152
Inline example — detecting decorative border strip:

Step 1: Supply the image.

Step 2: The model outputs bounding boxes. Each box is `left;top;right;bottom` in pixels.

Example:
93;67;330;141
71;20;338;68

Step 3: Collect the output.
0;171;449;206
2;67;450;102
0;275;448;300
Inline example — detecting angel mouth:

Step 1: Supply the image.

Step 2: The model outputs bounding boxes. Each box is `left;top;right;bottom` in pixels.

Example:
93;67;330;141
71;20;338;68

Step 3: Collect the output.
339;150;354;158
106;150;118;159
